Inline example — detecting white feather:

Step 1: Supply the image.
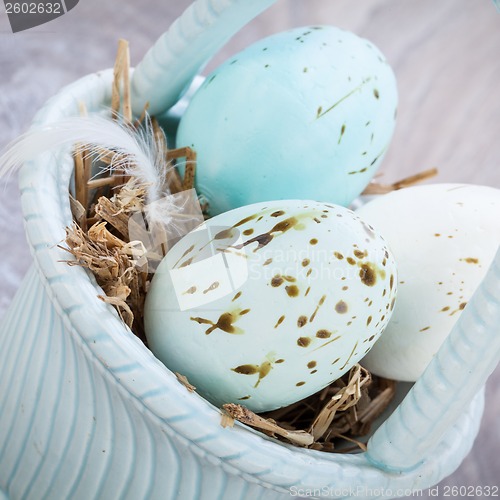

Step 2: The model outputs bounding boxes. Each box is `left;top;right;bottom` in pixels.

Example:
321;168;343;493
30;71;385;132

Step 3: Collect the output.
0;115;169;208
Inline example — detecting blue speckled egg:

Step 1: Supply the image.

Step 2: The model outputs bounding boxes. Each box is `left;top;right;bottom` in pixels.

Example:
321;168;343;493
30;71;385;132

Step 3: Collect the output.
176;26;398;215
144;200;398;412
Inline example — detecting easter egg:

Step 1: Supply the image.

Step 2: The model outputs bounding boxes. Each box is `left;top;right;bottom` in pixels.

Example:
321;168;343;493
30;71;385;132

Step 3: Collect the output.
356;184;500;382
145;200;398;411
176;26;398;216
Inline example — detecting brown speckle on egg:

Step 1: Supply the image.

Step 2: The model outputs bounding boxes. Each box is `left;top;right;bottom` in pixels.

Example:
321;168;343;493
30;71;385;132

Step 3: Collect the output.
316;329;332;339
307;361;317;369
179;257;194;268
271;210;285;217
243;228;254;236
183;286;197;295
460;257;479;264
232;365;258;375
338;124;346;144
310;295;326;322
296;381;306;387
420;326;431;332
346;257;356;265
354;249;367;259
203;281;220;294
340;342;358;371
214;228;234;240
263;258;273;266
302;258;310;267
285;285;299;297
271;275;284;287
360;264;377;286
173;244;196;268
297;315;308;328
362;222;376;239
191;312;243;335
275;359;285;364
274;315;285;328
310;238;318;245
366;316;372;326
232;291;242;302
335;300;348;314
297;337;311;347
334;252;344;260
234;214;258;228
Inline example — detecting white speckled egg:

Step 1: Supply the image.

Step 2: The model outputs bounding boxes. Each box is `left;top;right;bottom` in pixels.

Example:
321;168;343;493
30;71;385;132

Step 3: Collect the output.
357;184;500;382
176;26;398;216
145;200;397;411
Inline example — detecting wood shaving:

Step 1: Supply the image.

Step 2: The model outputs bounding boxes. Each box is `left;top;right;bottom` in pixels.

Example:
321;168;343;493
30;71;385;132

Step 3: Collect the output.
94;196;133;240
220;413;235;429
223;404;314;447
175;373;197;393
62;222;147;339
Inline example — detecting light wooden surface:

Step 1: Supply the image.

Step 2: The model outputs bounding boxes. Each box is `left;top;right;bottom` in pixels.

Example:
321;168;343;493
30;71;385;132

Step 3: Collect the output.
0;1;499;497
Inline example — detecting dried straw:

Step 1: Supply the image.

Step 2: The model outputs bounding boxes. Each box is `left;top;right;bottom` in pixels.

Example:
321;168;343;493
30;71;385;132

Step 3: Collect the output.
222;365;395;451
363;168;438;195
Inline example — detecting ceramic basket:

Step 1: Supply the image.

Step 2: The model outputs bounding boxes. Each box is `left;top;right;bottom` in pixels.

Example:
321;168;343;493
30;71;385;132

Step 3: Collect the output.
1;67;499;500
1;1;500;498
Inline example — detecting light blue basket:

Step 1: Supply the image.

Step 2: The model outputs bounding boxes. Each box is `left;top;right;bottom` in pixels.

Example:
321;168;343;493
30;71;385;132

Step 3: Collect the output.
1;0;500;497
0;67;498;500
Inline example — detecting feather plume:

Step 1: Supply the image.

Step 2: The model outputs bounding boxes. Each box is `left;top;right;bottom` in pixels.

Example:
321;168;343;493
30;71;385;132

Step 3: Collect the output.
0;114;169;207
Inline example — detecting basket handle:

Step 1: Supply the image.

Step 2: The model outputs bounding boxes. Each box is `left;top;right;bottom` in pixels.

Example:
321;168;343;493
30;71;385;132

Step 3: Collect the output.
131;0;277;117
367;245;500;471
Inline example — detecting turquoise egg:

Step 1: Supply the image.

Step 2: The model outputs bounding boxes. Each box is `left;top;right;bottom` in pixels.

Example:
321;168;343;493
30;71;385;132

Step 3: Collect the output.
176;26;398;215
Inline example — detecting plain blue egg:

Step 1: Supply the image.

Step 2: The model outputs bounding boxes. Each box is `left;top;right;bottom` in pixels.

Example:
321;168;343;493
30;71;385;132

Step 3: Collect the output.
177;26;398;215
